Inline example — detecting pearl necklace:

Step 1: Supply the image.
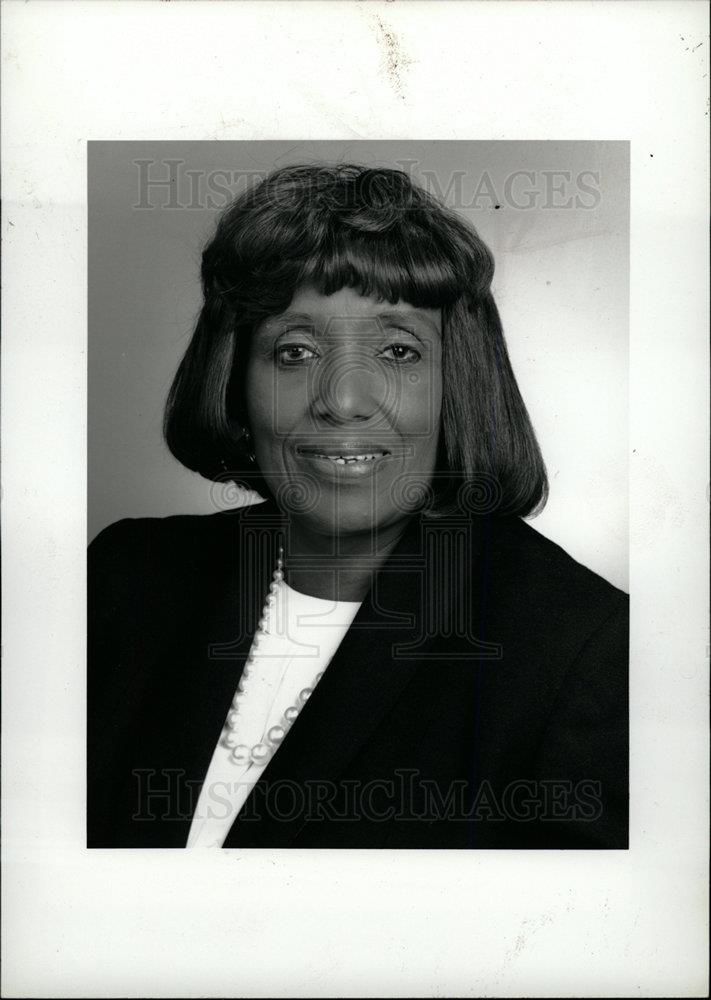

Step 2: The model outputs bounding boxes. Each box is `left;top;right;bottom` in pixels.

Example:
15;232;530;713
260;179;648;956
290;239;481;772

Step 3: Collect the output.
220;546;323;767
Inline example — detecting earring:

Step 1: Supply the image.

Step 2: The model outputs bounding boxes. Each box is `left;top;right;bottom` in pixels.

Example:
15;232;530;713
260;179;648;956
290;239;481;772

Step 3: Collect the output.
242;426;256;465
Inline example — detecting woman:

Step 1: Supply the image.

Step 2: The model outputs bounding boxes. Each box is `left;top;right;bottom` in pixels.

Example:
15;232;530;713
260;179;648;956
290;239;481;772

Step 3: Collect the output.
88;163;628;849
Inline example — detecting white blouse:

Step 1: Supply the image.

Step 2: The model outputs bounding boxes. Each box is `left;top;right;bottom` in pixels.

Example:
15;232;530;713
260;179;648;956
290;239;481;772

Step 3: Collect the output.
186;580;362;848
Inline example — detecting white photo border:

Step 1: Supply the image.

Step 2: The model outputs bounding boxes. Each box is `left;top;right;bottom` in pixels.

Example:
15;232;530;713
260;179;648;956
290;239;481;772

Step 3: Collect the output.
2;1;708;997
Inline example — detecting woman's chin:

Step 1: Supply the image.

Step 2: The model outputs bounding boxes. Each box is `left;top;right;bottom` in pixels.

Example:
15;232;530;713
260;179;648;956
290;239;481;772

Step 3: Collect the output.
285;504;414;545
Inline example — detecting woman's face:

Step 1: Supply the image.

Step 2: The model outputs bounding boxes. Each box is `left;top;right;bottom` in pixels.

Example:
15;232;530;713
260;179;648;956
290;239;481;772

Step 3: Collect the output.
245;285;443;541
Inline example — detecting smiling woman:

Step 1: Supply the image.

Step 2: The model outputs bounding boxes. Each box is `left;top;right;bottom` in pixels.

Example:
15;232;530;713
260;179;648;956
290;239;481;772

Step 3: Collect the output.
243;285;443;598
88;163;628;849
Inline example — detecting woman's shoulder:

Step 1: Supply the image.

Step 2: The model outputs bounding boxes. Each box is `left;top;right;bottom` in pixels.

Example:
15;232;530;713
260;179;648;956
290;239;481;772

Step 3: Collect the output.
486;514;628;632
90;500;272;549
90;508;229;545
88;501;275;582
90;510;219;562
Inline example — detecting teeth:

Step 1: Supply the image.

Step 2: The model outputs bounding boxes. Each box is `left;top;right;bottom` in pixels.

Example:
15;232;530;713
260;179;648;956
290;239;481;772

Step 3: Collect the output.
313;453;385;464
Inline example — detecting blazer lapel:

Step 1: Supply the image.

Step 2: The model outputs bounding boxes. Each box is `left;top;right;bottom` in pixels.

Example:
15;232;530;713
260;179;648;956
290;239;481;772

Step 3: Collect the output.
187;500;288;769
146;501;284;844
222;506;496;848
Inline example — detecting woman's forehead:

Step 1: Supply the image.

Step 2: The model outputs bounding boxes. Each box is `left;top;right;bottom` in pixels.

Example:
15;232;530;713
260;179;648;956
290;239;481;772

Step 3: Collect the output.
267;285;441;332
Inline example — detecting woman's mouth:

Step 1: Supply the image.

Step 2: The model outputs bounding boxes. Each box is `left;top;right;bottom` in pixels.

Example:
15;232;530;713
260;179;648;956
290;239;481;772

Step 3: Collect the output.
296;445;392;475
313;452;387;465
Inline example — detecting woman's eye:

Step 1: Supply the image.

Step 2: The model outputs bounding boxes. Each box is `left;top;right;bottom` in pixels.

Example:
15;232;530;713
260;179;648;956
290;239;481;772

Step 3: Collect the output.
380;343;421;364
276;344;317;365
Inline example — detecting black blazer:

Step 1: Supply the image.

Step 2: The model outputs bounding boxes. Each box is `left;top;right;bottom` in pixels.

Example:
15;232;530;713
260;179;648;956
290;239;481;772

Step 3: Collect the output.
88;498;628;849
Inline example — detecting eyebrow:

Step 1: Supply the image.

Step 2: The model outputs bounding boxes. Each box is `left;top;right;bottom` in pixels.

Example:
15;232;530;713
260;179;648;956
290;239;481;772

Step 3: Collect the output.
264;309;441;335
266;312;314;327
377;310;441;335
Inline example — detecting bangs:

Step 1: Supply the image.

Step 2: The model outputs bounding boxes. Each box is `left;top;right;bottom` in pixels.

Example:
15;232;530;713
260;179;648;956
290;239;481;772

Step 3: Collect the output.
216;164;494;322
298;224;468;310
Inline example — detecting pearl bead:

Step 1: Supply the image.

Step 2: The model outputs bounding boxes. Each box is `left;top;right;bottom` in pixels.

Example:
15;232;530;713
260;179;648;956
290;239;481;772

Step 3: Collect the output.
315;672;323;683
230;745;251;765
222;549;300;770
267;725;285;745
251;743;271;765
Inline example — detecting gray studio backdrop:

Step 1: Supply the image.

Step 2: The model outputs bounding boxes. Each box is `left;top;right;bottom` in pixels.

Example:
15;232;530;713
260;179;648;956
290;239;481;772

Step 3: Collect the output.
88;140;629;591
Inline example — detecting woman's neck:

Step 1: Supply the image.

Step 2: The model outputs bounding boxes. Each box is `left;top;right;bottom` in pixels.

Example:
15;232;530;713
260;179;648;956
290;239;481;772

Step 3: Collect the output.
280;517;410;602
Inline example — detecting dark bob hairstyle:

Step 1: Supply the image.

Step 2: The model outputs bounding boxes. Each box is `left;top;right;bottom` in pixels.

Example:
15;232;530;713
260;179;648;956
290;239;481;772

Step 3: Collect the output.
164;163;548;517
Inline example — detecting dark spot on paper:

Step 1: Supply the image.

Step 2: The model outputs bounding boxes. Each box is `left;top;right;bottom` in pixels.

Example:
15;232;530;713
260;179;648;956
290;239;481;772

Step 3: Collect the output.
372;14;412;98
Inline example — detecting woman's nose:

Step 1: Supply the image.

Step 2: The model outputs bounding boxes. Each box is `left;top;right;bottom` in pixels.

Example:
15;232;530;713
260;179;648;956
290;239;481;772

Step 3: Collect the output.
311;347;388;423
